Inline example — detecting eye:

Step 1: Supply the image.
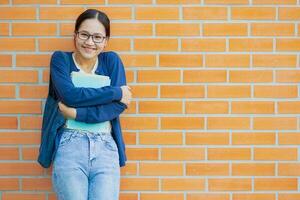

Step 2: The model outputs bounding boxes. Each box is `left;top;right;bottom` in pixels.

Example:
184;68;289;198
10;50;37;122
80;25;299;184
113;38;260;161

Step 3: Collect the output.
94;35;103;40
79;32;89;38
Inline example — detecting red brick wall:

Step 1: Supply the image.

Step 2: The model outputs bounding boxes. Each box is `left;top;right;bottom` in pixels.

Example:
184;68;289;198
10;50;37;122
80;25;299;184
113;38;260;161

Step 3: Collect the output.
0;0;299;199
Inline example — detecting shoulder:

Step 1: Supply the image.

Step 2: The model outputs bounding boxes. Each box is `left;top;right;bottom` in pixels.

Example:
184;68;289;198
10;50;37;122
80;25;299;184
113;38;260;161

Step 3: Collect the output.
101;51;121;62
51;51;70;60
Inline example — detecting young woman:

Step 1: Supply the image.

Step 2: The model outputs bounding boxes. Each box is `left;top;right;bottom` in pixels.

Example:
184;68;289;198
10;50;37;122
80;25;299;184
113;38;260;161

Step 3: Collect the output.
48;9;131;200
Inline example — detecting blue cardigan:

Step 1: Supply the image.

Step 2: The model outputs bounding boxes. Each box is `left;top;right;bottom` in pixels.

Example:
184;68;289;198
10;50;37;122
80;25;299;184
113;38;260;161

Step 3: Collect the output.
38;51;127;168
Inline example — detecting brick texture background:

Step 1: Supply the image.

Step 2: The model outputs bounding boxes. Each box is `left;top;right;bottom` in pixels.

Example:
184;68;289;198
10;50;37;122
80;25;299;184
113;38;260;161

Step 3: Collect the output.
0;0;300;200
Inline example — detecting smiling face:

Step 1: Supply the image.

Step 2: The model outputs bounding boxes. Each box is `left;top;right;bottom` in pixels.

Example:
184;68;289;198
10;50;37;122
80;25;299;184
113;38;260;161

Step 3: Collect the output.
74;18;107;60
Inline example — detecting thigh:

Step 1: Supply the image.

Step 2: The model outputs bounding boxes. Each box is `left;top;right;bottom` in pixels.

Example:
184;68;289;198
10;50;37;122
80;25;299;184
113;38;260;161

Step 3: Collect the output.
88;133;120;200
52;130;89;200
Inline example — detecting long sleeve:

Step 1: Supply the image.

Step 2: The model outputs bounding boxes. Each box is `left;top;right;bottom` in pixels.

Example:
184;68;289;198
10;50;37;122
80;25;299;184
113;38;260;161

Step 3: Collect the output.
50;51;122;107
75;51;127;123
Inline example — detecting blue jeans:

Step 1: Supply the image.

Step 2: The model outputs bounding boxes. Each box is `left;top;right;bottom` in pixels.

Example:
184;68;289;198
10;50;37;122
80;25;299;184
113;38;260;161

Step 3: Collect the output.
52;128;120;200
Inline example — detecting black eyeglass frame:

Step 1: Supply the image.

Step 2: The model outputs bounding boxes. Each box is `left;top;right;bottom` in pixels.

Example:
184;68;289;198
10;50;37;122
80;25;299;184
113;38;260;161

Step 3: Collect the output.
75;31;107;43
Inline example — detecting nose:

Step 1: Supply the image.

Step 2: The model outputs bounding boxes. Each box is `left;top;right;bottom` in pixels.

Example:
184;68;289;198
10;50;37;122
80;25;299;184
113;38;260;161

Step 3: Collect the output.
85;36;94;45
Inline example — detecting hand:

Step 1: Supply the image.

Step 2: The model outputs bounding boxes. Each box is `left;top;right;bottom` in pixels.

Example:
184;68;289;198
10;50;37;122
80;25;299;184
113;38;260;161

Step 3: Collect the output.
58;102;76;119
120;85;132;106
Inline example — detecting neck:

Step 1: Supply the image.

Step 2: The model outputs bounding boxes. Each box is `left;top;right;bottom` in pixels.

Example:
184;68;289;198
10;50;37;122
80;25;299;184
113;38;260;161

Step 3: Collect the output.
74;51;96;73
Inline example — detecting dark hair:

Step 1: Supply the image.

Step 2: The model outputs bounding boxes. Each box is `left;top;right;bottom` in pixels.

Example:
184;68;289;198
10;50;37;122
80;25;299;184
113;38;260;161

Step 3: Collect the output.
74;9;110;39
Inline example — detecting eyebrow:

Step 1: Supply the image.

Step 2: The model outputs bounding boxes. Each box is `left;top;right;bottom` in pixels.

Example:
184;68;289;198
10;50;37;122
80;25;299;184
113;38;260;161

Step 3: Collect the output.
79;30;105;36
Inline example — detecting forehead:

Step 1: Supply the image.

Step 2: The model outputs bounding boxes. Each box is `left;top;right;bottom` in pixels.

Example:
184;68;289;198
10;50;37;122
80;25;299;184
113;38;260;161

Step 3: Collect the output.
78;18;106;35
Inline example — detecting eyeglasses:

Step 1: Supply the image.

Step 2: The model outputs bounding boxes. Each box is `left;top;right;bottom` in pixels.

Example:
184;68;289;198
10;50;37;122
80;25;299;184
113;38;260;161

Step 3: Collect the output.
75;31;106;43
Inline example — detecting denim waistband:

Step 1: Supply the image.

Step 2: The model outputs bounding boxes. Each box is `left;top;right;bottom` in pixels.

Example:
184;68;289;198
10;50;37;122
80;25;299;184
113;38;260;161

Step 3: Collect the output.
62;127;111;136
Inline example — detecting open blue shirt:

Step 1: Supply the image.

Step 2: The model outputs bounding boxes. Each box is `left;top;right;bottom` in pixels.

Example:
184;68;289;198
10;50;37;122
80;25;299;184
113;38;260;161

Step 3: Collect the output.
38;50;127;168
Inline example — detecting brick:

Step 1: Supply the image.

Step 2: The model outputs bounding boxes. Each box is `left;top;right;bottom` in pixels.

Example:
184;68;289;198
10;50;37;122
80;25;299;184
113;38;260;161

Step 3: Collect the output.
121;163;137;176
124;101;136;114
186;132;229;145
232;163;275;176
60;23;74;36
135;7;179;20
203;23;247;36
20;85;48;98
108;38;132;51
61;0;105;4
230;70;273;83
121;117;158;130
162;178;205;191
0;38;35;51
139;101;182;114
0;55;12;67
205;0;248;4
156;23;200;36
161;148;205;160
186;101;228;114
277;39;300;51
123;132;136;145
208;117;250;130
254;117;297;130
253;54;297;68
229;38;273;52
12;23;56;36
157;0;200;3
208;148;251;160
184;70;227;83
254;86;298;98
0;163;43;175
139;132;182;145
137;70;180;83
126;70;134;83
206;54;250;68
182;39;226;52
139;163;183;176
109;0;152;4
13;0;56;3
0;85;15;98
231;101;274;114
0;117;17;129
278;132;300;145
251;23;295;36
253;0;296;4
40;7;85;20
0;0;9;4
0;101;41;114
39;38;75;52
0;23;9;36
208;86;251;98
232;7;276;20
187;194;230;200
255;178;298;191
111;23;152;36
22;178;52;191
2;193;45;200
278;163;300;176
126;148;158;160
276;70;300;82
20;116;42;129
0;70;38;83
279;7;300;20
161;85;205;98
0;178;19;190
209;178;252;191
0;132;40;145
159;54;203;67
161;117;204;129
0;148;19;160
134;39;178;51
278;101;300;113
121;54;156;67
119;178;158;191
22;147;38;160
233;194;276;200
232;132;276;145
16;54;51;67
130;85;158;98
278;194;300;200
186;163;229;176
140;193;184;200
254;148;298;160
0;7;36;19
183;7;227;20
94;7;132;20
